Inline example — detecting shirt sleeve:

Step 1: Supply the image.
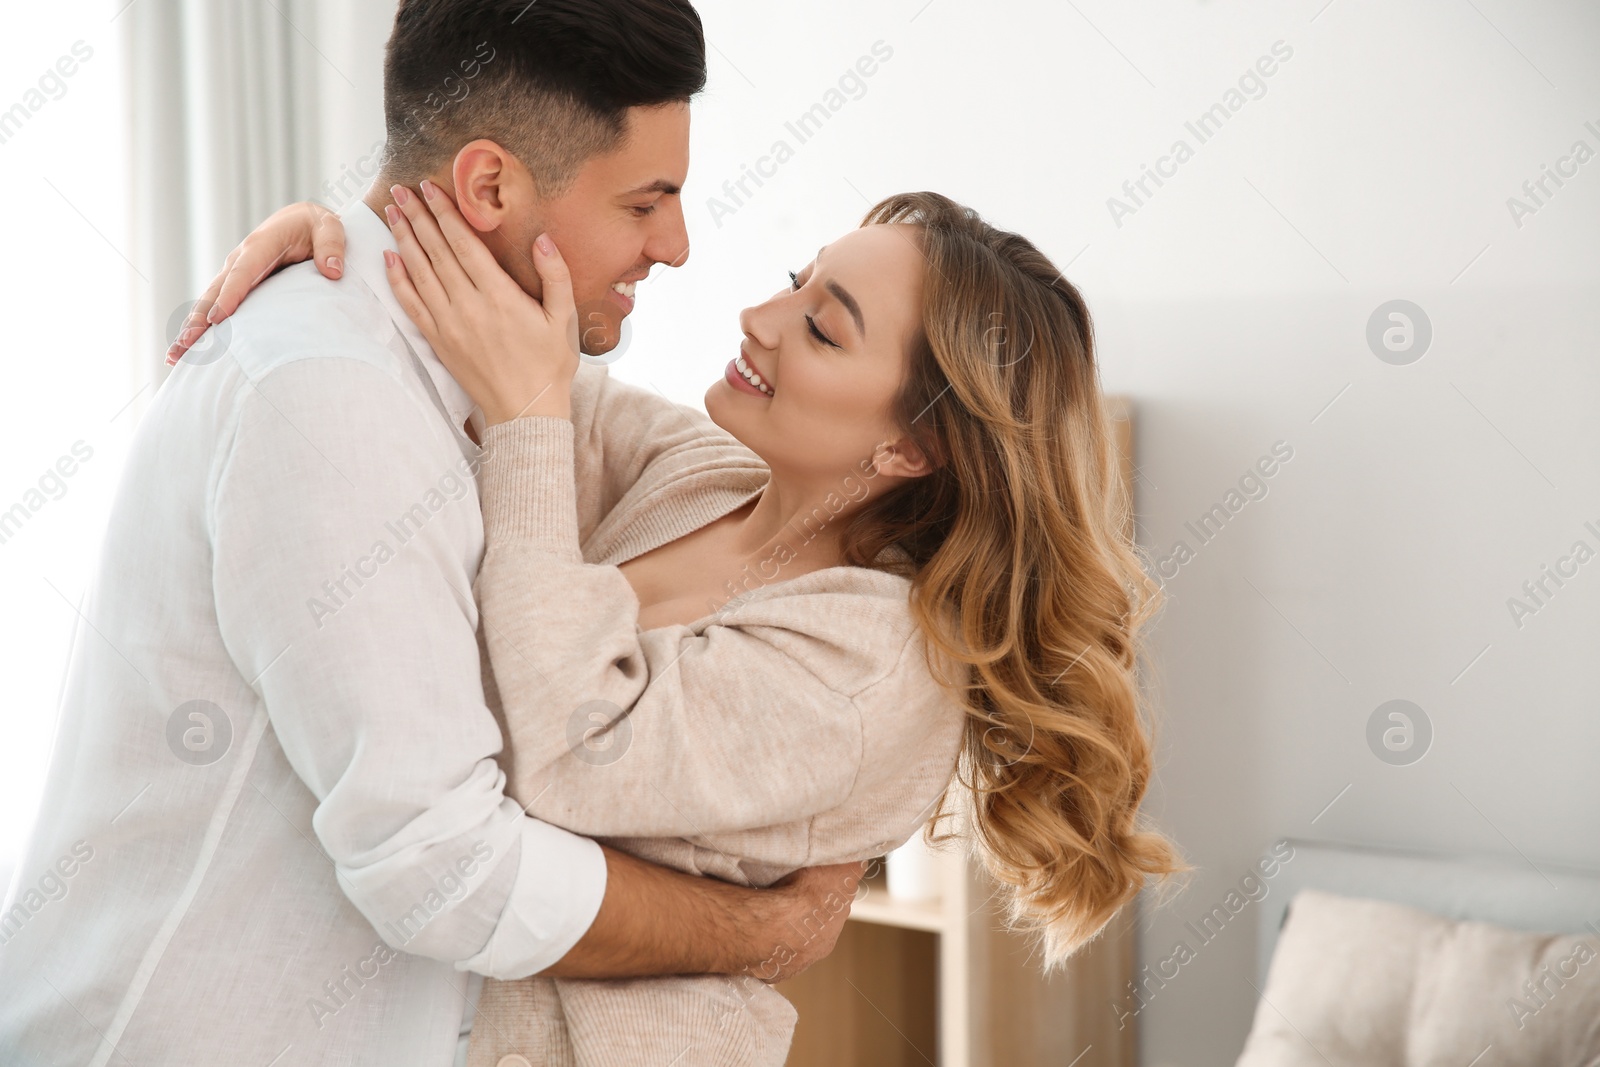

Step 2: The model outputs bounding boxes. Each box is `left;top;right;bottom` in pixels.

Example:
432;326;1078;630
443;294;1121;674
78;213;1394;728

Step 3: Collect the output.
210;355;605;981
472;416;866;839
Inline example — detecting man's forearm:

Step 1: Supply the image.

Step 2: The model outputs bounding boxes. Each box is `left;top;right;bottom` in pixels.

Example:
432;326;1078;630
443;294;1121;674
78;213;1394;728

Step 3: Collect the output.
538;846;865;982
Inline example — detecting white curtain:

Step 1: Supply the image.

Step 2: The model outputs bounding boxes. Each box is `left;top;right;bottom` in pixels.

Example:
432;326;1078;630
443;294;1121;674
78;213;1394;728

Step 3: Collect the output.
122;0;390;382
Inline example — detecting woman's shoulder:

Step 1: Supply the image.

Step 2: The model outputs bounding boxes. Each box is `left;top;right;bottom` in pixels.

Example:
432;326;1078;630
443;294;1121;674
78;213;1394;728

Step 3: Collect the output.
705;559;942;694
773;566;966;752
721;558;915;623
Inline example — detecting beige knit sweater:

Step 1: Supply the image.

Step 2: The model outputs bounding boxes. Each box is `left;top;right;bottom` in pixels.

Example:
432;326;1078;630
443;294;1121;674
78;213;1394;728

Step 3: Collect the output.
462;365;967;1067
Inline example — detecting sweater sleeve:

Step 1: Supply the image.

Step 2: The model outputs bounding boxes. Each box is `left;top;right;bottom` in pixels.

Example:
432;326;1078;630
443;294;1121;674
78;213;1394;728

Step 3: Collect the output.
568;362;758;535
474;416;865;839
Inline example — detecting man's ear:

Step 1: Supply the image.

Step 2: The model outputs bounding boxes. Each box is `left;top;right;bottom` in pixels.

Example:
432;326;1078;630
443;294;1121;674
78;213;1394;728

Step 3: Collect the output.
449;139;526;232
871;437;939;480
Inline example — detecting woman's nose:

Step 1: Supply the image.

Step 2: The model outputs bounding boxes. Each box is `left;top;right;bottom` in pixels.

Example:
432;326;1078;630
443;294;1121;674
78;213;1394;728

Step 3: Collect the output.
736;303;774;350
738;302;779;352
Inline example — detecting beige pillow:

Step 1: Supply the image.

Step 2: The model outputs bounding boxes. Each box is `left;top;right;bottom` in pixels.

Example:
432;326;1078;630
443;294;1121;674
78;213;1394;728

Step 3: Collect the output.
1236;889;1450;1066
1406;917;1600;1066
1234;888;1600;1067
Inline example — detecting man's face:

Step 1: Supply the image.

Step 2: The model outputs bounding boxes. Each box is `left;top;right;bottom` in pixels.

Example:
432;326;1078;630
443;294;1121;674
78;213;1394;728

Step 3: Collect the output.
494;102;691;356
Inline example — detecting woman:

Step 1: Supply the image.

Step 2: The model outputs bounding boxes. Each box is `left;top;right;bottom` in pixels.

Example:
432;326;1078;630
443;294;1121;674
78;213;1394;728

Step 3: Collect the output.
175;187;1186;1066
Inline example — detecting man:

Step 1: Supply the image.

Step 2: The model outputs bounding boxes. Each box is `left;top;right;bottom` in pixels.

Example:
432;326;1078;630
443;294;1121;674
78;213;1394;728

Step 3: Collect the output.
0;3;859;1064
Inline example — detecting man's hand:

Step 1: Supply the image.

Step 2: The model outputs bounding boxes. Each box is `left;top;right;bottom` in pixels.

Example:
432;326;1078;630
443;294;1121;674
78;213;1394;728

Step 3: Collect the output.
538;847;866;983
748;861;868;983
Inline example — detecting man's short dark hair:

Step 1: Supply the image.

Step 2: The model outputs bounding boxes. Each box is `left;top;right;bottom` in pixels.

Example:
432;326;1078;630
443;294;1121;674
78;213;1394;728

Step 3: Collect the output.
381;0;706;194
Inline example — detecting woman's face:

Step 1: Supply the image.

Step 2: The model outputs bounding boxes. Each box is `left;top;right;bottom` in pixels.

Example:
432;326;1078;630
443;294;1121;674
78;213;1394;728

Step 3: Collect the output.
705;223;928;486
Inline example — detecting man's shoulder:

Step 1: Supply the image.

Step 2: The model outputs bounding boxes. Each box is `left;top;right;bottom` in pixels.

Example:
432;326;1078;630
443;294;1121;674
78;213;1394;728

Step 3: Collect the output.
217;261;407;383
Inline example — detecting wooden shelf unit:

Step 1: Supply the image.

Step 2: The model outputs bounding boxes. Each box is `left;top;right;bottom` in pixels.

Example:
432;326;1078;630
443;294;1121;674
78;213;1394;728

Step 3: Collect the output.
777;841;1137;1067
775;397;1140;1067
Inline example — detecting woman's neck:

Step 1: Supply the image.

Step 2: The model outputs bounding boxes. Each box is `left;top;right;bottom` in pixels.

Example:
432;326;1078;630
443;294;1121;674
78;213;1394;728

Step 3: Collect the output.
724;472;862;575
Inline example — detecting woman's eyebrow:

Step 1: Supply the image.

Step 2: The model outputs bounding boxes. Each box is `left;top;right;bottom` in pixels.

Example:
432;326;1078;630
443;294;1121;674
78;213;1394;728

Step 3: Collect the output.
814;246;865;338
827;281;865;338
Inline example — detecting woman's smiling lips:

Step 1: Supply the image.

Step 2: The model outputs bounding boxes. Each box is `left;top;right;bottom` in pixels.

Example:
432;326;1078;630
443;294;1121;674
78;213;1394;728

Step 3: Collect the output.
724;349;774;397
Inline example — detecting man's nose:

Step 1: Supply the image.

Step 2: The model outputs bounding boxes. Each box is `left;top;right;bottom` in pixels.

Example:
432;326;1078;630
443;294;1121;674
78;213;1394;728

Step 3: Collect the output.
648;199;690;269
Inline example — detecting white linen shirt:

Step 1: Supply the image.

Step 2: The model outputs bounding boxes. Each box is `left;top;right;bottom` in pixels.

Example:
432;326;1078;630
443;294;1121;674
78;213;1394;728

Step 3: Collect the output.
0;202;606;1067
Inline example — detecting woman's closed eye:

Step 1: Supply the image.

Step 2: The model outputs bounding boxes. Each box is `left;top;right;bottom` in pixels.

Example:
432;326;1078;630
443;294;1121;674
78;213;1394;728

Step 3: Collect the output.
788;269;840;348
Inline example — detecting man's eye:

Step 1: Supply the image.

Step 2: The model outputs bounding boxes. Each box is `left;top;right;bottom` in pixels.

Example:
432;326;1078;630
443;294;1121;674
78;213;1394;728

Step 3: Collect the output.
632;203;658;217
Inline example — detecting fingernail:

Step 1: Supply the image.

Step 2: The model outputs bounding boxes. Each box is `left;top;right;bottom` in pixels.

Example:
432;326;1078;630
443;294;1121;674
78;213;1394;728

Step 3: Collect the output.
205;304;222;324
391;184;410;206
326;256;342;274
385;204;401;227
535;233;554;256
383;250;398;269
420;179;437;201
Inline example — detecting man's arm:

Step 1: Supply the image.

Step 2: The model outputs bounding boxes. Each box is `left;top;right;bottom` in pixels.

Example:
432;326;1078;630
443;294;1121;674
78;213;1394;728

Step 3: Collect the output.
210;353;605;978
550;849;866;982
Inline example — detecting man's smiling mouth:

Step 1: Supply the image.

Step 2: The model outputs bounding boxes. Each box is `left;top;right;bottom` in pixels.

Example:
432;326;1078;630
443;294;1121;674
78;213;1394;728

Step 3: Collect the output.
606;280;638;314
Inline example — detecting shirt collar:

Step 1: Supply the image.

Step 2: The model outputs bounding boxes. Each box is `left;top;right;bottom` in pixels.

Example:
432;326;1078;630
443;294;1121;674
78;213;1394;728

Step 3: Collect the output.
339;200;479;433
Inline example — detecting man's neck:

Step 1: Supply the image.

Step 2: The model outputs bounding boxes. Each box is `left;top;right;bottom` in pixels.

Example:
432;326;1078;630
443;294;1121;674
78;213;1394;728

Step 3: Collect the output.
361;178;482;446
362;182;395;220
364;171;452;219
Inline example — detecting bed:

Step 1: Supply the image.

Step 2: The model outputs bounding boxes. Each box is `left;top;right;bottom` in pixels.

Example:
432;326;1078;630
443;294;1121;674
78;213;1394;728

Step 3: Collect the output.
1235;837;1600;1066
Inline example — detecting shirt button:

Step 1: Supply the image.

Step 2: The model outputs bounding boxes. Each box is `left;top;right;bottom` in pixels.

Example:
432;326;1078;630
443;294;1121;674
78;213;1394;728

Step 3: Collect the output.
495;1056;533;1067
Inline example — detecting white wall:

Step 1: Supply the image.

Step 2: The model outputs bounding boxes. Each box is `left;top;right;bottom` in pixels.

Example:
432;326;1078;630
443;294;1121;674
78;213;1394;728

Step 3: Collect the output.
13;2;1593;1064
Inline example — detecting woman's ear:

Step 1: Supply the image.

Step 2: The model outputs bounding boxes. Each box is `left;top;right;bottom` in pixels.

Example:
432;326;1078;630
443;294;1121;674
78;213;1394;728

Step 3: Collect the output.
871;437;939;480
449;140;523;232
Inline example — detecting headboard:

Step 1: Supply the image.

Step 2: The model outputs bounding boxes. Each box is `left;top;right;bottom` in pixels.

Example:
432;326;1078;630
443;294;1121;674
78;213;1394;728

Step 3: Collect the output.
1255;837;1600;985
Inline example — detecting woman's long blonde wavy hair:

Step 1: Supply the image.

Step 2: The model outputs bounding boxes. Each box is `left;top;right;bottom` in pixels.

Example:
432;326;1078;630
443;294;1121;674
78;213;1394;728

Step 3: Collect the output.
840;192;1189;970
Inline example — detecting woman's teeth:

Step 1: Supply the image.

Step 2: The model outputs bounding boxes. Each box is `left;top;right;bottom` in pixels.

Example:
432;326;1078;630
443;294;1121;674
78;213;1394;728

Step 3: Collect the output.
610;281;636;298
736;356;774;396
